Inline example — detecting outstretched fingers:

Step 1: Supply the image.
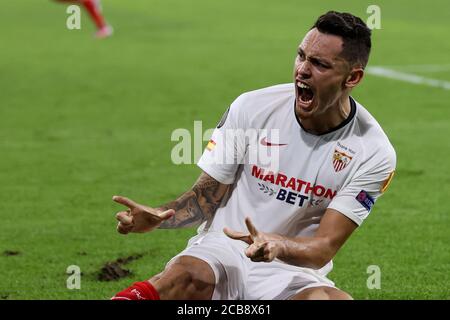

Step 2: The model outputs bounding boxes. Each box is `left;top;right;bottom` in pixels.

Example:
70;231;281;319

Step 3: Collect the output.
112;195;139;210
223;227;253;245
158;209;175;221
244;217;259;237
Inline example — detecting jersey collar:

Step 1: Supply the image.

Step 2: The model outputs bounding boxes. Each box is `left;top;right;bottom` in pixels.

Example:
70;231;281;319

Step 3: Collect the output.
294;96;357;136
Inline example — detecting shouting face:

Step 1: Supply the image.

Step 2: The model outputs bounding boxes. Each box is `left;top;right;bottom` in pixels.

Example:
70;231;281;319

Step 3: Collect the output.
294;28;362;132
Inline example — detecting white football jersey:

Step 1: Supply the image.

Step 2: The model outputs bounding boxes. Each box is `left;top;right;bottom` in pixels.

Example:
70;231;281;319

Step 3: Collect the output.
198;83;396;240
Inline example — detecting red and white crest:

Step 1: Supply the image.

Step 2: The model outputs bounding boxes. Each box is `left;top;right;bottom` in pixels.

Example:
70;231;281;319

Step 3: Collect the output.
333;150;352;172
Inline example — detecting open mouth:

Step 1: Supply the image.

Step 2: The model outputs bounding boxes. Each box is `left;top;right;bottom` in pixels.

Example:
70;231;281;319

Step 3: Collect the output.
296;81;314;106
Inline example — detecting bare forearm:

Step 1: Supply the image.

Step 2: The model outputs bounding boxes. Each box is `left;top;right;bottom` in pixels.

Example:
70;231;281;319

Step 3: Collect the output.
275;210;356;269
158;191;205;228
158;173;229;229
276;237;334;269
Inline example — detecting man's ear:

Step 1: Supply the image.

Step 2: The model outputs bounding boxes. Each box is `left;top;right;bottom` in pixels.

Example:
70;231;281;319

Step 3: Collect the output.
344;68;364;89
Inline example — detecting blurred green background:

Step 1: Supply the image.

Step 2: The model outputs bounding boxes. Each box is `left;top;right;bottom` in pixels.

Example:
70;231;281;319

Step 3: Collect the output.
0;0;449;299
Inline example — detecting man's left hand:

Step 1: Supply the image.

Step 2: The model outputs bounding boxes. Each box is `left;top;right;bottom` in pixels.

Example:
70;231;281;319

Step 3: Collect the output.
224;217;285;262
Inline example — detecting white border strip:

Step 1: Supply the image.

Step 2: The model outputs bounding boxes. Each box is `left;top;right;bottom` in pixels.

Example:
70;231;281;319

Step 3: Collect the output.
366;66;450;90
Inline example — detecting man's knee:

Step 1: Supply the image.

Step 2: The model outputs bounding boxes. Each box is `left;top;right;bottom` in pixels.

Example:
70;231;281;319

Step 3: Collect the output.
291;286;353;300
150;256;215;300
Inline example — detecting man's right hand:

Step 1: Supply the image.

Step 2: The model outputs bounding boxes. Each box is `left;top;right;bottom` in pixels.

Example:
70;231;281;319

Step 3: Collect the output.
113;195;175;234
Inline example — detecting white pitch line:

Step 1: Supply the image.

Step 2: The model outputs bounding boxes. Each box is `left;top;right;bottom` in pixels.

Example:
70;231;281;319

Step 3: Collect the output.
366;66;450;90
373;64;450;73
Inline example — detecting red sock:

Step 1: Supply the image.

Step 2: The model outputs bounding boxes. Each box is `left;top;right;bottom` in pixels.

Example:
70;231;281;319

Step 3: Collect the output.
81;0;106;29
111;281;160;300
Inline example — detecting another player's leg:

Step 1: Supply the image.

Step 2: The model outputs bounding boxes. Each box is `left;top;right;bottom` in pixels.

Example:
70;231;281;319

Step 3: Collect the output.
291;286;353;300
112;256;215;300
80;0;113;38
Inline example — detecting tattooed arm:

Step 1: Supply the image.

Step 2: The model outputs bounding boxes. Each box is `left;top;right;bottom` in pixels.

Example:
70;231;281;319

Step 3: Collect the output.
158;172;230;229
113;171;230;234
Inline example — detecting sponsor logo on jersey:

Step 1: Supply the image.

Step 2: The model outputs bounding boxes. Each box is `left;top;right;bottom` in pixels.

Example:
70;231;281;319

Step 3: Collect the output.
333;149;353;172
251;165;337;208
260;137;288;147
356;190;374;212
257;183;276;196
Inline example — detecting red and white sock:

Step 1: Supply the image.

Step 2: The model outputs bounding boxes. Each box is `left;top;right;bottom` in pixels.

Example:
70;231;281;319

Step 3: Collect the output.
81;0;107;29
111;281;160;300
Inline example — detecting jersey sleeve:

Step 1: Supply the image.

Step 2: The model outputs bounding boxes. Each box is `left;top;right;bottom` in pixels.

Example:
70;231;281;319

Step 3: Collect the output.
197;94;248;184
327;148;396;226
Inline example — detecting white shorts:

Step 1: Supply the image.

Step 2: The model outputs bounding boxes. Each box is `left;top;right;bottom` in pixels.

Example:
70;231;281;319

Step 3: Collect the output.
168;231;335;300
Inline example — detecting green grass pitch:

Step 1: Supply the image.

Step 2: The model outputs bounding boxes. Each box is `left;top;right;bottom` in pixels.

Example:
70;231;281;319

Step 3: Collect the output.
0;0;449;299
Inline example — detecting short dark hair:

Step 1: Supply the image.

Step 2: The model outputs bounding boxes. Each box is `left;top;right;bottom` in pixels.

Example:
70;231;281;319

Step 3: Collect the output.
312;11;372;69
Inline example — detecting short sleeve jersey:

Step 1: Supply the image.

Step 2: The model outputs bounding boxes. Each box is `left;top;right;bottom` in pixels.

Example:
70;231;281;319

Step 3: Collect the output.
198;83;396;238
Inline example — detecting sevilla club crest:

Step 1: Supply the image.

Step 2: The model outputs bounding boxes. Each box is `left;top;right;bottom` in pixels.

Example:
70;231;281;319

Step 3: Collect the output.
333;150;352;172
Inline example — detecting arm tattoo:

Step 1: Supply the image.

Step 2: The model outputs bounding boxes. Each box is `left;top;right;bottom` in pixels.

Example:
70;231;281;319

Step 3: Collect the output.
158;173;229;229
